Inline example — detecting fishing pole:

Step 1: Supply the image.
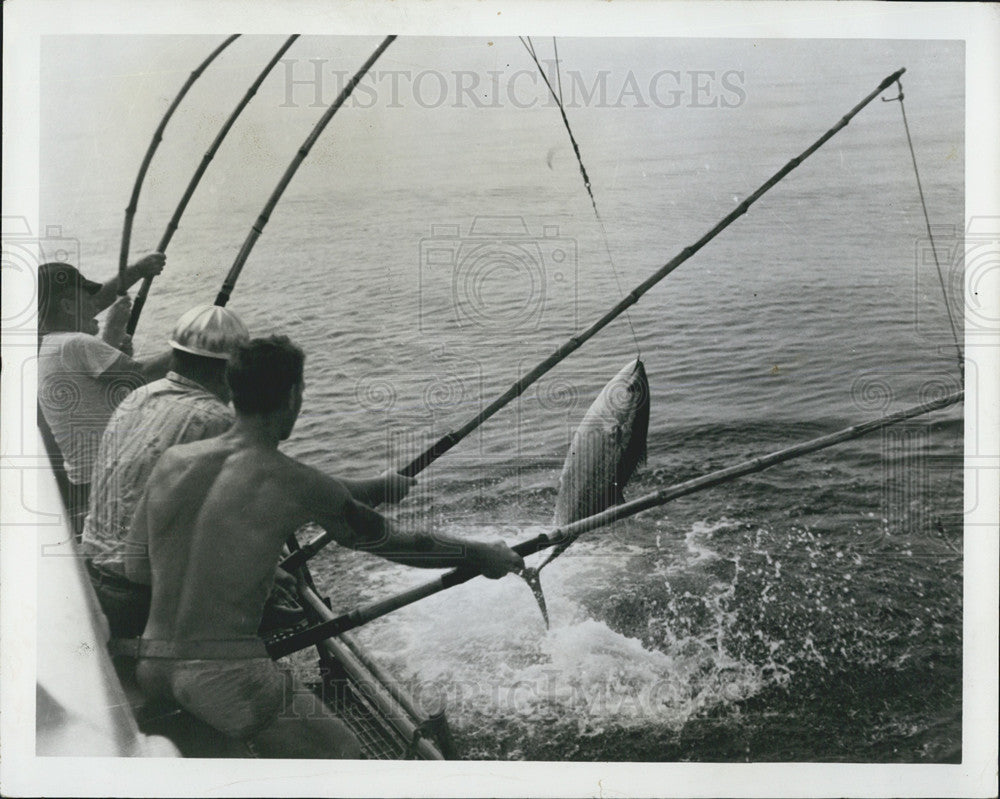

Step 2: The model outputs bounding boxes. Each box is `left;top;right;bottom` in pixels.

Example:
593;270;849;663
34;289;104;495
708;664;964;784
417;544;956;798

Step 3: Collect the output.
211;35;395;592
269;388;962;657
519;36;642;356
117;35;240;297
125;35;300;337
396;67;908;477
281;66;909;571
214;35;397;308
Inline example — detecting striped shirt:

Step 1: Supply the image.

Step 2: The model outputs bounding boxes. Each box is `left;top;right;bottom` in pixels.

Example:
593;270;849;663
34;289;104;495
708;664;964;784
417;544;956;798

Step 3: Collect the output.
82;371;233;576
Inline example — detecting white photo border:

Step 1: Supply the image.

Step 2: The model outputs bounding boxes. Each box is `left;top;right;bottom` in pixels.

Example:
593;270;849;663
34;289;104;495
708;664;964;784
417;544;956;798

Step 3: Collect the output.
2;1;997;797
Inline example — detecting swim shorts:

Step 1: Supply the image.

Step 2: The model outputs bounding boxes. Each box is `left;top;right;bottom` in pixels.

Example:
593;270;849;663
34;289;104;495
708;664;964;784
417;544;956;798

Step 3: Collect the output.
137;655;285;740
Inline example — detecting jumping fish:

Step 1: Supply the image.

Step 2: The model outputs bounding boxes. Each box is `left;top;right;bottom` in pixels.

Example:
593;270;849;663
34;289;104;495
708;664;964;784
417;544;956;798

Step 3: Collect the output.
520;359;651;626
554;358;650;527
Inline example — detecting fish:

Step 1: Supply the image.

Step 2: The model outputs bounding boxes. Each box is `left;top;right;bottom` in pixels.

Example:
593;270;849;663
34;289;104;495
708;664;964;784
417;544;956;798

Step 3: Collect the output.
519;359;651;627
553;358;650;527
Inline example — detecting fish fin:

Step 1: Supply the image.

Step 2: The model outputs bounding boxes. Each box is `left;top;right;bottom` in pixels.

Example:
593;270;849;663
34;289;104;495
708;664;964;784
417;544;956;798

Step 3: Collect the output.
519;567;550;628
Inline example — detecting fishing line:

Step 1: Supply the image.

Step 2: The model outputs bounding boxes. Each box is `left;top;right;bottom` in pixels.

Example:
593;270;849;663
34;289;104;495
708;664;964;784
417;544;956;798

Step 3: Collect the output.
284;67;910;565
519;36;642;359
883;80;964;378
552;37;565;106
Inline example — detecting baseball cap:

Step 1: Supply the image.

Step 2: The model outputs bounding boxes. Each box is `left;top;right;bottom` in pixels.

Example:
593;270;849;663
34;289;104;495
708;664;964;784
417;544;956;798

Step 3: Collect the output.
38;262;101;318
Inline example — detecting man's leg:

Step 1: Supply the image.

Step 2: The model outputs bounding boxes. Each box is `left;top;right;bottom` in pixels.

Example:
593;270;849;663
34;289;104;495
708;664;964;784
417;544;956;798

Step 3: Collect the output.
249;664;360;759
250;702;361;759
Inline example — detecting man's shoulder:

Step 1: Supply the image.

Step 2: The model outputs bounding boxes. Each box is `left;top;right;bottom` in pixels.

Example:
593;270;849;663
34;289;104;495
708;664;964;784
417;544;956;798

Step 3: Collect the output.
165;434;227;458
40;331;125;375
275;453;343;503
118;378;158;403
228;449;324;496
278;450;321;477
41;331;89;344
40;331;107;358
126;377;233;419
153;434;216;467
166;375;231;407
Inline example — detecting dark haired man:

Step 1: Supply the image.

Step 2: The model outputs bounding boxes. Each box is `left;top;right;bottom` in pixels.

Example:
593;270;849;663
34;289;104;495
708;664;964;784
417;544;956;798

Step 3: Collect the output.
38;258;173;534
126;336;523;757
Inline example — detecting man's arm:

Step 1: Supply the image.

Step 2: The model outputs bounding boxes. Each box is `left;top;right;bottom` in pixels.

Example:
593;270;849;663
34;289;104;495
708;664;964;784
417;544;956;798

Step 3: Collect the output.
132;350;173;382
95;350;172;405
91;253;166;313
67;333;165;405
337;472;415;507
345;501;522;577
305;468;522;577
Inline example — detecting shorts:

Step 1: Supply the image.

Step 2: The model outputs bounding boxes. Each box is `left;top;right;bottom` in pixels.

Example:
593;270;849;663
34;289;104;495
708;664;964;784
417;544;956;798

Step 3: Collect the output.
137;655;285;740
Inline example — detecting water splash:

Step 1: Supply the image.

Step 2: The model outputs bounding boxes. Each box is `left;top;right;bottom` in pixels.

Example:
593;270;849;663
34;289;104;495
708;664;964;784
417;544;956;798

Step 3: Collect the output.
350;525;779;747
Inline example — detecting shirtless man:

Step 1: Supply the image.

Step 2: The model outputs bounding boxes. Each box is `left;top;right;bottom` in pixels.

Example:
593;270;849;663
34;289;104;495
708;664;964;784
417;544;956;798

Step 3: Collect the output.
125;335;523;758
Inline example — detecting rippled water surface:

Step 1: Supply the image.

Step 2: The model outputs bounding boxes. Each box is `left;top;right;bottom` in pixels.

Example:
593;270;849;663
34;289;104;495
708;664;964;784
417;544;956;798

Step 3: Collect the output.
40;36;964;761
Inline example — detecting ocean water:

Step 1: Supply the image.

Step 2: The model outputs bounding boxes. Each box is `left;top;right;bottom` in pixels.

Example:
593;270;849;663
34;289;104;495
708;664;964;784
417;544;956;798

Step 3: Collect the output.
39;36;964;761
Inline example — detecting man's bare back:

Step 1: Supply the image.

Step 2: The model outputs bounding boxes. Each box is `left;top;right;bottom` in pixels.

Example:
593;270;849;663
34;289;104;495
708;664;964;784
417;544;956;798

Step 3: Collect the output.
132;432;320;646
130;426;520;650
124;336;522;756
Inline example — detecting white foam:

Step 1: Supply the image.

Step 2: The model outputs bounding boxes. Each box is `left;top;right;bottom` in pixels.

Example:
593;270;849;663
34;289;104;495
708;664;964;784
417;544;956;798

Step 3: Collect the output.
354;538;773;738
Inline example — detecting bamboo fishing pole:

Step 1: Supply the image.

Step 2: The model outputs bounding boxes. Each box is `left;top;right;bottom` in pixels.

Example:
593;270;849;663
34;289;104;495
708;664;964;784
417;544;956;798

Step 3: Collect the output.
214;35;397;308
270;387;961;655
117;35;240;296
394;66;907;479
281;66;909;571
125;35;299;337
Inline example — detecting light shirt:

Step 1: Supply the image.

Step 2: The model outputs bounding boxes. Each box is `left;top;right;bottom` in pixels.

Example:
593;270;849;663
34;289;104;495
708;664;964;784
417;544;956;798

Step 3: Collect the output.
38;332;137;484
82;371;233;576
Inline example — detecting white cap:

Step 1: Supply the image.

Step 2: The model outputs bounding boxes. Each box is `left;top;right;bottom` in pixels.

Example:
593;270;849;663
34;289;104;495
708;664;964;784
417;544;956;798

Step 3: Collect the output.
169;305;249;360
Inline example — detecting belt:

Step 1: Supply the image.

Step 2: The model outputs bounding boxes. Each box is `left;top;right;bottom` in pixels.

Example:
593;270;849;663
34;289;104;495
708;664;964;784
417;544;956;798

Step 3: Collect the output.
109;637;269;660
85;558;149;591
